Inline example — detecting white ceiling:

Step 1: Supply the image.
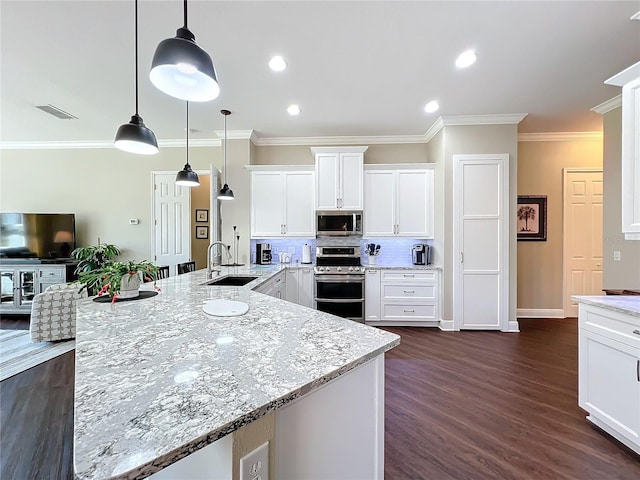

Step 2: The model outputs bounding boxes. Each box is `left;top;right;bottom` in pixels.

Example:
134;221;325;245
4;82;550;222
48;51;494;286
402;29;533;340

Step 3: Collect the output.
1;1;639;145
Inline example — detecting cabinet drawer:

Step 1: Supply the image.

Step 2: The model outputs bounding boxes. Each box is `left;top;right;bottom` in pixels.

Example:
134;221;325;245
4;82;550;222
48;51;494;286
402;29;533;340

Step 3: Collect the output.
381;270;436;282
382;303;437;321
581;305;640;348
382;284;436;301
38;268;64;281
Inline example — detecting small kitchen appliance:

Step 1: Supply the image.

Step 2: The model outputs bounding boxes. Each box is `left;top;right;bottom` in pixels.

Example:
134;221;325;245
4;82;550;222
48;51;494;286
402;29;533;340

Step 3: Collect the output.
256;243;272;265
412;244;431;265
316;211;363;236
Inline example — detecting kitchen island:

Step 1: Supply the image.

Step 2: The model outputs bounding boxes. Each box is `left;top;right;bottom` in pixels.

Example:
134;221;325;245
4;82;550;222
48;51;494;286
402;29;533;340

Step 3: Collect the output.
572;295;640;455
73;265;400;480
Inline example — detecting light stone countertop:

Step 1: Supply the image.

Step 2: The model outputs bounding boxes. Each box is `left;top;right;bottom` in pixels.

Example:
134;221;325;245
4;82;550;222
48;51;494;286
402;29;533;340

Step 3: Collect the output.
73;265;400;480
571;295;640;318
364;264;442;270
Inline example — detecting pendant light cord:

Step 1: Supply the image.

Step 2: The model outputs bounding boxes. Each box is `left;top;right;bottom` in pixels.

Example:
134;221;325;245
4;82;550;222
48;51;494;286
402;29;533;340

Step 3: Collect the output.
183;0;188;28
186;102;189;165
134;0;139;115
223;112;227;183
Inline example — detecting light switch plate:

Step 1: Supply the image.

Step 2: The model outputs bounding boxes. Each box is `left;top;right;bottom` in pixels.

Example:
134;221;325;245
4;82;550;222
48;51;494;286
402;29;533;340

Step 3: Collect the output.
240;441;269;480
613;251;621;261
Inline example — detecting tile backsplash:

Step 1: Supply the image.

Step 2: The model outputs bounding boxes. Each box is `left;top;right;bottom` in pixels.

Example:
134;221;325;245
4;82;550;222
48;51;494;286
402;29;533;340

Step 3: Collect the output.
250;237;434;266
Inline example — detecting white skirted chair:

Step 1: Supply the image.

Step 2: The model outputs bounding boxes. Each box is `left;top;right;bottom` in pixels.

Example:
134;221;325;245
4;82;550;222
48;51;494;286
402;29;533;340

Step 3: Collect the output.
30;283;87;342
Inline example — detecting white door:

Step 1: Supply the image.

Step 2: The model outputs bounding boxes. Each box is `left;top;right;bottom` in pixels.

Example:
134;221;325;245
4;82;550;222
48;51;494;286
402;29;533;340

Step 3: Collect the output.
397;170;432;238
563;169;603;317
340;153;364;209
251;171;285;238
453;154;509;331
364;170;395;236
315;153;340;210
284;171;315;236
153;173;191;276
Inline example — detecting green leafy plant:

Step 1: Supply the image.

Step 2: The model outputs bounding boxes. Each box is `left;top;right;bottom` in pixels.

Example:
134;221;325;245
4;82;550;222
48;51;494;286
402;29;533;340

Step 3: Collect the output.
71;243;121;275
76;260;159;300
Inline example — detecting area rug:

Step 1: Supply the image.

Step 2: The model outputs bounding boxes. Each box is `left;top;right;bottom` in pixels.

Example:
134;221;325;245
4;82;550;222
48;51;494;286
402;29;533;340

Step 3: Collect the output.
0;329;75;381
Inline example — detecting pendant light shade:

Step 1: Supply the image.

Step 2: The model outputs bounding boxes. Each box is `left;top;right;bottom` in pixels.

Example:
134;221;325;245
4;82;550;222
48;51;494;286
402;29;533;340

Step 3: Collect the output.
115;0;159;155
175;102;200;187
218;109;234;201
150;1;219;102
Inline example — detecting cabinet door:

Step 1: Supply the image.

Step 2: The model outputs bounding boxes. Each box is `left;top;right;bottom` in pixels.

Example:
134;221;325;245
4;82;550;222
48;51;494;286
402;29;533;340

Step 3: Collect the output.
365;269;381;321
580;329;640;445
1;270;15;307
16;269;36;308
316;153;340;210
621;76;640;239
251;172;285;238
298;268;315;308
284;172;315;237
364;170;395;236
340;153;364;210
397;170;433;238
285;269;298;303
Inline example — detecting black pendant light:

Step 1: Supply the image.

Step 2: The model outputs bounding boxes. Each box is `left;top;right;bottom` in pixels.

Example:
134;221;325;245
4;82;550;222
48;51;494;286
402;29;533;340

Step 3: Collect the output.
114;0;159;155
149;0;219;102
176;102;200;187
218;109;234;201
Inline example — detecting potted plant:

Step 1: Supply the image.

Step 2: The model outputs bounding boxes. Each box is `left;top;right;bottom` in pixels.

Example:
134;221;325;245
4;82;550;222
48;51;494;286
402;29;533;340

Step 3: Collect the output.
71;243;121;274
76;260;159;302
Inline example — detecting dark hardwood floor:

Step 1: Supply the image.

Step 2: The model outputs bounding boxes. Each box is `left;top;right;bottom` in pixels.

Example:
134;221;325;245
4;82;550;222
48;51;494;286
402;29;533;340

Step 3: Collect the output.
383;319;640;479
1;319;638;479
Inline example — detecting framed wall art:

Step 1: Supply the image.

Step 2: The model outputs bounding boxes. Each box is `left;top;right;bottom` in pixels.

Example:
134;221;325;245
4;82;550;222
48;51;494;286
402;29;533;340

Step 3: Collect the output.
517;195;547;241
195;225;209;240
195;209;208;222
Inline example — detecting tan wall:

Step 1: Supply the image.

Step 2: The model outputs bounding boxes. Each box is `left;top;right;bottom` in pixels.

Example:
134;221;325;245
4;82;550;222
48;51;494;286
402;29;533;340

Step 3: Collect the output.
440;124;519;323
426;129;445;267
190;175;211;270
252;143;429;165
0;146;221;262
602;107;640;289
517;137;603;310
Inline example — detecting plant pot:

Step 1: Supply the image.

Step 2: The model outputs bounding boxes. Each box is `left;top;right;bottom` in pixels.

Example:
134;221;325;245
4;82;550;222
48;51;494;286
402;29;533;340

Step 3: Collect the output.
118;272;142;299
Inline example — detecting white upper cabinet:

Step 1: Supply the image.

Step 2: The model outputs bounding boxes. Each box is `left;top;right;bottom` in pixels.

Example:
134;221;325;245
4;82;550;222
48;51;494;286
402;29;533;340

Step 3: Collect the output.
364;165;434;238
312;146;367;210
249;167;315;238
605;62;640;240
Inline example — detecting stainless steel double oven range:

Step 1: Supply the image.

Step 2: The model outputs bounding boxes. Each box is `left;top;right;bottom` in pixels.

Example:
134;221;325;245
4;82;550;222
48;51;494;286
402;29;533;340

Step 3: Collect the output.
314;246;365;323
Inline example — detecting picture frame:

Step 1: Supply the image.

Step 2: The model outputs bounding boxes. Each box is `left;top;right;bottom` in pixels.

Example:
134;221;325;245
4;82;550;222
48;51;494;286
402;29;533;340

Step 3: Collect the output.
517;195;547;241
195;209;208;223
195;225;209;240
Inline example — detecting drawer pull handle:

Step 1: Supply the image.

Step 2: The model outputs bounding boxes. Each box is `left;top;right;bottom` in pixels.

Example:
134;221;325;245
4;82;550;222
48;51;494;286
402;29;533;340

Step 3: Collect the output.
633;329;640;336
403;274;415;278
637;360;640;382
404;290;415;294
403;309;414;313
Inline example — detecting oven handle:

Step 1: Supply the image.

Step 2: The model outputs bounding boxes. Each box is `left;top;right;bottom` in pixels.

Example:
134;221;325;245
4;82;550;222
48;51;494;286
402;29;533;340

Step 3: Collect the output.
314;275;365;283
315;297;365;303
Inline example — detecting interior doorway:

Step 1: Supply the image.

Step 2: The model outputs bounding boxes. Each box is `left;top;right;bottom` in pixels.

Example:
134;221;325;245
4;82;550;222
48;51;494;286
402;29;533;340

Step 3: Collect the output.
563;168;603;317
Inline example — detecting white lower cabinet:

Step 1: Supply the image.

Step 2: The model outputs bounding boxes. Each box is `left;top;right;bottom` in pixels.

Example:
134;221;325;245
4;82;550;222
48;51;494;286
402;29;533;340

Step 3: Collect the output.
365;268;440;326
284;267;314;308
254;271;286;300
578;303;640;454
0;264;68;314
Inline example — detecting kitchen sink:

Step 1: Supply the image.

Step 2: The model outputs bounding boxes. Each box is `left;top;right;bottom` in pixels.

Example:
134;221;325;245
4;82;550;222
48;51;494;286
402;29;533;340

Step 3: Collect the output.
203;275;258;286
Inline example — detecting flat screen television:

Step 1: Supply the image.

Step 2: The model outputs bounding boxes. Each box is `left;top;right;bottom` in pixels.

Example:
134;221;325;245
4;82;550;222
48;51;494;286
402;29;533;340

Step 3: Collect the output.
0;213;76;259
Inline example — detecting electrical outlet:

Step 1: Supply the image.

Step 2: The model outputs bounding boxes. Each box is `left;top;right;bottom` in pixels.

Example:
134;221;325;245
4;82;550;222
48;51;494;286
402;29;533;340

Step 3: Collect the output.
613;251;621;261
240;441;269;480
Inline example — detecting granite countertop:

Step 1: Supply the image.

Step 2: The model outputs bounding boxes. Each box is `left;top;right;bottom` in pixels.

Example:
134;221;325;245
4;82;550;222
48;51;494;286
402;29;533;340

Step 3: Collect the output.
364;263;443;270
73;265;400;480
571;295;640;318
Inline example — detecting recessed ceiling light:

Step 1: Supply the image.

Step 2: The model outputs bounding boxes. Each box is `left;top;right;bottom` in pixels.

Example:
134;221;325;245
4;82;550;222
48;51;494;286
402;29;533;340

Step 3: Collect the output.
456;49;477;68
287;104;301;116
269;55;287;72
424;101;439;113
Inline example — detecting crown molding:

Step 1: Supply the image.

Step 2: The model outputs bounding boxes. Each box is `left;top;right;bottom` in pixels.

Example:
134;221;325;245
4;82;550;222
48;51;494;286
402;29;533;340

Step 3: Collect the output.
518;131;602;142
252;134;427;146
591;95;622;114
212;129;255;140
605;61;640;87
440;113;528;126
423;117;445;143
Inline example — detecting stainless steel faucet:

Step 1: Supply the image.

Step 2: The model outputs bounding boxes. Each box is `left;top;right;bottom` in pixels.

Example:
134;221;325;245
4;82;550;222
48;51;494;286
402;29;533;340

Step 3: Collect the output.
207;241;231;277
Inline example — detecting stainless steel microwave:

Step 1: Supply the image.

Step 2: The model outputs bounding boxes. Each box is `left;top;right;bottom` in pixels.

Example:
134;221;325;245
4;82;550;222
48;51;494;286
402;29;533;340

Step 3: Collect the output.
316;211;363;236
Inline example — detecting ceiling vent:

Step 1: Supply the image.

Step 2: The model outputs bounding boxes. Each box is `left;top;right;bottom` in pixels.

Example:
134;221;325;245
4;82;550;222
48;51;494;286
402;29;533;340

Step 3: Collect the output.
36;104;78;120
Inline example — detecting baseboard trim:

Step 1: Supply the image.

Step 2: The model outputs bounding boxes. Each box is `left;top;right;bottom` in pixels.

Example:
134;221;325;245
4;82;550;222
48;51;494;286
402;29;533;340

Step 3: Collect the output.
517;308;565;319
439;320;455;331
504;320;520;332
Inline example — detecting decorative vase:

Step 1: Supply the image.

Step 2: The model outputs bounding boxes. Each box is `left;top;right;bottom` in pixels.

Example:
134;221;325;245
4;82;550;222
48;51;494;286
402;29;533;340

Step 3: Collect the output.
118;272;142;299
